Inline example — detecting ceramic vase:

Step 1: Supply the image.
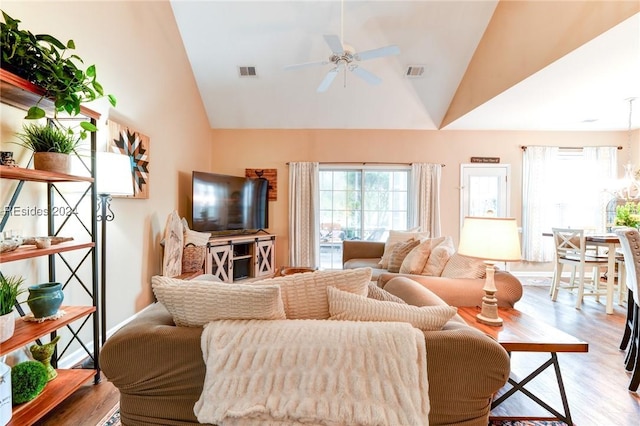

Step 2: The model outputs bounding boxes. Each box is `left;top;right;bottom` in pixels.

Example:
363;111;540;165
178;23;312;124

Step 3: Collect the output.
0;360;11;425
27;282;64;319
0;311;15;343
33;152;70;174
30;335;61;381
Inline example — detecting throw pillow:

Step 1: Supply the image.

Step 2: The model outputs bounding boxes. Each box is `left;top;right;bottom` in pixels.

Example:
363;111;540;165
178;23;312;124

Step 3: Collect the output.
327;286;457;331
367;281;407;304
378;228;430;269
250;268;371;319
441;253;487;279
421;236;456;276
387;239;420;273
151;276;286;327
399;236;447;275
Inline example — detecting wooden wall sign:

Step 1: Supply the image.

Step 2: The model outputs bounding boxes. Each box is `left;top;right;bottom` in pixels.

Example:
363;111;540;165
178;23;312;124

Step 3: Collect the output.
245;168;277;201
108;120;150;199
470;157;500;163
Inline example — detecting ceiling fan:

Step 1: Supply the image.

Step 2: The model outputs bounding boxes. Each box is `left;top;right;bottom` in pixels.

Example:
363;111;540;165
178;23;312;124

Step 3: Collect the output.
284;2;400;93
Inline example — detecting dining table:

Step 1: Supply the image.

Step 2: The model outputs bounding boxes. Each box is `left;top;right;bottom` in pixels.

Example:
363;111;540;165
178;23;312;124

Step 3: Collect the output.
543;232;620;314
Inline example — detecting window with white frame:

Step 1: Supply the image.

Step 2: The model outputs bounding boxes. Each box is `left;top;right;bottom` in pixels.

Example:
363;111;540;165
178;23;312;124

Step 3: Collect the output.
318;166;411;269
522;146;617;262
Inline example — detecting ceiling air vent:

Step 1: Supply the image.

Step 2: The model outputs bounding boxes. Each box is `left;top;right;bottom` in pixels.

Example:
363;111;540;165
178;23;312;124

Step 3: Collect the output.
405;65;425;78
238;66;257;77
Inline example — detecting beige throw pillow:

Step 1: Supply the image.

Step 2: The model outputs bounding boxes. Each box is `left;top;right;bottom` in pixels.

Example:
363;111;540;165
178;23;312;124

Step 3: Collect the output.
379;228;430;269
151;276;286;327
327;286;457;331
441;253;487;279
387;239;420;273
421;236;456;276
251;268;371;319
367;282;407;304
399;236;447;275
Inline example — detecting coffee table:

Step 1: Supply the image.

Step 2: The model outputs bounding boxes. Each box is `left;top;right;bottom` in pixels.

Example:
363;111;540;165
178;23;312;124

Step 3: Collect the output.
457;306;588;426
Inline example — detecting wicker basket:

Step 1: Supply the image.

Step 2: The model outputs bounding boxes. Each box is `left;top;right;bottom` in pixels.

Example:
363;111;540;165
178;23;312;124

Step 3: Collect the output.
181;243;206;273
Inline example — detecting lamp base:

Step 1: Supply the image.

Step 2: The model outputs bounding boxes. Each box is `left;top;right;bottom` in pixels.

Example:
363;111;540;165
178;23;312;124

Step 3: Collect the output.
476;310;503;326
476;262;503;327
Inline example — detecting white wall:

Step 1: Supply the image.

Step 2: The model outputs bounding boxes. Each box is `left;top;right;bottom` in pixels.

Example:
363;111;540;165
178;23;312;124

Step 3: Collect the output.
0;1;212;332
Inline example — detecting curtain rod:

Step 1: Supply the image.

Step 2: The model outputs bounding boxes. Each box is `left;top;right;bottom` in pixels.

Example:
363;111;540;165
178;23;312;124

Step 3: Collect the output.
286;161;445;167
520;145;623;151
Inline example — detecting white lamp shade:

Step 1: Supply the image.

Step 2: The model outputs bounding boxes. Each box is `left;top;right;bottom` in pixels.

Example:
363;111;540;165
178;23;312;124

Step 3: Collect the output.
457;216;522;262
96;152;134;196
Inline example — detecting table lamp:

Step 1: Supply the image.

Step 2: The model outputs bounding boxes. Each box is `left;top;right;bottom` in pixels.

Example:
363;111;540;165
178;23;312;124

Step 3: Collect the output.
457;216;522;326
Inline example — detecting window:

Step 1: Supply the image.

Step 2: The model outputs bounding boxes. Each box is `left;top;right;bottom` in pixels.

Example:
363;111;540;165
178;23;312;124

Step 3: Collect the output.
522;146;617;262
318;166;411;269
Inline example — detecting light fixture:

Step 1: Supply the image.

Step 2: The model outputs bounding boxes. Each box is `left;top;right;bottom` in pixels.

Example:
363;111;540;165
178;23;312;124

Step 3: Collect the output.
613;98;639;201
96;152;133;346
457;217;522;326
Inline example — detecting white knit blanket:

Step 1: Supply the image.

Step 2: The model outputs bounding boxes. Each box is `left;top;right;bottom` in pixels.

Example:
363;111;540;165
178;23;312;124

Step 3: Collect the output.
194;319;430;426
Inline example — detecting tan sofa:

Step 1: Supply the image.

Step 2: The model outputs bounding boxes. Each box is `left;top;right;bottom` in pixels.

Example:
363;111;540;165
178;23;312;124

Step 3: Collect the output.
101;275;510;426
343;240;523;307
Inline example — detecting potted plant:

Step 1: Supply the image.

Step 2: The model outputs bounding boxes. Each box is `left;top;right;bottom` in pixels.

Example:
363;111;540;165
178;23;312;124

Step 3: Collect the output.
615;201;640;228
13;122;80;174
0;274;25;343
0;11;116;138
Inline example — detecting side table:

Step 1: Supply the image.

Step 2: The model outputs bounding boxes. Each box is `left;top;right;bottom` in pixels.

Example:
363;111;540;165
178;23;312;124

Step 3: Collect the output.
457;306;588;426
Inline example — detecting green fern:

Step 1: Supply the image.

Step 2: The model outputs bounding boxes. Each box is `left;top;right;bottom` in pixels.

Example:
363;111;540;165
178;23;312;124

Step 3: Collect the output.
0;274;25;316
14;123;80;154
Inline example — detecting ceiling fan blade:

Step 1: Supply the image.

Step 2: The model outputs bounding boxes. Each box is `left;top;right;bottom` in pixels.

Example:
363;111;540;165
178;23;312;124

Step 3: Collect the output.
350;65;382;86
284;60;328;71
355;45;400;61
323;34;344;56
317;68;339;93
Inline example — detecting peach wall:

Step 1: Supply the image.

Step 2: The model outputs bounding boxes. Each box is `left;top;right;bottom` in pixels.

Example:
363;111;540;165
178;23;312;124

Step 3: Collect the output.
443;0;640;127
211;129;632;268
0;1;212;332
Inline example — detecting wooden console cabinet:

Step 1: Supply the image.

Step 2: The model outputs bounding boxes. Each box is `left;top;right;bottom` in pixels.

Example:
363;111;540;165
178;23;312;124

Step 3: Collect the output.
205;234;276;282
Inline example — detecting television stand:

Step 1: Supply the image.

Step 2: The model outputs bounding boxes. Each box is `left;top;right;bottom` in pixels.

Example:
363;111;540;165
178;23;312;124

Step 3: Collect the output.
205;234;276;283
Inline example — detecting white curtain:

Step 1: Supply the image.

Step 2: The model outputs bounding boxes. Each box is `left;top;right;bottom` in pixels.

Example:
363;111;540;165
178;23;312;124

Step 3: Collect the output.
411;163;442;237
288;162;320;267
522;146;617;262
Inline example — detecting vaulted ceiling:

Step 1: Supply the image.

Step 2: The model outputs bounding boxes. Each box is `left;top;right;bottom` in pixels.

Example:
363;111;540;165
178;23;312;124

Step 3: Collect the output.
170;0;640;131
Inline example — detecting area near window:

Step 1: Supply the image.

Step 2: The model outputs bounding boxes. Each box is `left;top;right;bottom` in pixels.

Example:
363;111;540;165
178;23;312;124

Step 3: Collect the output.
318;165;411;269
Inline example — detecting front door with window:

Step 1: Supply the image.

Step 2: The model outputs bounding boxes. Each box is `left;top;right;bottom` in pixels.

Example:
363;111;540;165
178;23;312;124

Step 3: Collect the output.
460;163;511;225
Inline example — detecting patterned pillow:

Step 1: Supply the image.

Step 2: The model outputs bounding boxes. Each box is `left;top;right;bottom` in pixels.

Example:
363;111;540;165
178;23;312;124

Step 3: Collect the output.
327;286;457;331
399;237;447;275
151;276;286;327
379;228;430;269
441;253;487;279
421;237;456;276
251;268;371;319
367;281;407;304
387;239;420;273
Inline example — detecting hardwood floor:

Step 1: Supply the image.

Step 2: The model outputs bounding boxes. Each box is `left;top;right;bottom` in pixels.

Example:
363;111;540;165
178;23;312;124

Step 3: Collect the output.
32;279;640;425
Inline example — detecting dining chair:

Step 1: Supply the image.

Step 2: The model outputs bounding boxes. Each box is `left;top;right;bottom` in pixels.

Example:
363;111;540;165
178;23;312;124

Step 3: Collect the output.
550;228;610;309
613;227;640;392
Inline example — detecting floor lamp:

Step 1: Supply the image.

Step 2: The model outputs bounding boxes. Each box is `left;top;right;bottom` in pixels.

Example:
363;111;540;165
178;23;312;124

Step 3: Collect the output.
96;152;134;347
457;216;522;326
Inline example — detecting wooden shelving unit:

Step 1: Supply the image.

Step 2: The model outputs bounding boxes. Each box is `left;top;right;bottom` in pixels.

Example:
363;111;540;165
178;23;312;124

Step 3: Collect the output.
1;306;96;354
0;241;95;263
1;68;100;425
0;164;93;183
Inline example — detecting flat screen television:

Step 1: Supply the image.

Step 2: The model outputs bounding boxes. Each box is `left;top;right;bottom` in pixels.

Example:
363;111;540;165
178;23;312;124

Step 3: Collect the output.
191;171;268;233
